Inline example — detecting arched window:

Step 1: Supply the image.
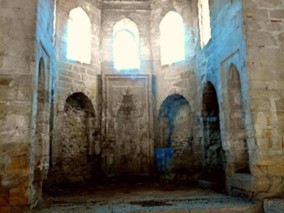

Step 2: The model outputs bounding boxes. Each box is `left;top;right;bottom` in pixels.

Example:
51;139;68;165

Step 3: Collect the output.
67;7;91;63
198;0;211;47
160;11;185;65
113;18;140;71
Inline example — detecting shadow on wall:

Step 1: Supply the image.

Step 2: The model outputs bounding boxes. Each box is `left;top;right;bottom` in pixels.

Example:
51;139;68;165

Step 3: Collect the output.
201;81;225;191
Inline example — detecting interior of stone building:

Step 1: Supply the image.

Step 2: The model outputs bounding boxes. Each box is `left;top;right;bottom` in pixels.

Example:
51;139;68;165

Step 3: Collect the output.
0;0;284;212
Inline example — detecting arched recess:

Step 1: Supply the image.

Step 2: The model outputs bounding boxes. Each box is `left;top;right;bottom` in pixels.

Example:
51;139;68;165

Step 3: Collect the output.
156;94;195;178
227;64;250;173
67;7;91;63
201;82;225;190
160;11;185;65
45;92;97;189
113;18;140;70
34;58;48;197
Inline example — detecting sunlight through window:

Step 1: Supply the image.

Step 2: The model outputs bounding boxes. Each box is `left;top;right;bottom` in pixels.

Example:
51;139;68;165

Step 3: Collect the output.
160;11;185;65
113;30;139;70
67;8;91;63
113;18;140;71
198;0;211;47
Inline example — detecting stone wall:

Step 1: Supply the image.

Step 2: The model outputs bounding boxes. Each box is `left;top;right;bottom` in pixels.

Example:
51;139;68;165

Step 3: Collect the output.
54;0;101;115
243;0;284;199
49;0;102;185
150;0;201;181
150;0;198;110
100;0;153;178
101;0;152;74
157;94;199;180
195;0;253;193
0;0;283;210
0;0;55;210
102;75;153;177
0;0;35;210
45;93;96;187
32;0;55;206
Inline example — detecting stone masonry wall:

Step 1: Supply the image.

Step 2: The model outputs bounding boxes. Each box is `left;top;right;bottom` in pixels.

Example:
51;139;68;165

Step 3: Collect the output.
243;0;284;199
100;1;153;177
150;0;201;179
195;0;254;195
101;0;152;74
32;0;55;206
0;0;37;211
151;0;198;110
52;0;101;169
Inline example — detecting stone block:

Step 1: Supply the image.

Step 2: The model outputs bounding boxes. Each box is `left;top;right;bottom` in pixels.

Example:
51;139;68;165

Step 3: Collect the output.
267;164;284;176
270;10;284;19
228;173;253;192
257;0;283;9
254;176;271;192
6;156;30;176
247;31;277;47
256;151;284;166
9;183;29;205
264;199;284;213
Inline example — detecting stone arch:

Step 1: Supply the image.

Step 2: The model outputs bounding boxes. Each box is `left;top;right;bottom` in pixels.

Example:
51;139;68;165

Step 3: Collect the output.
227;64;250;173
34;58;48;199
201;81;225;190
46;92;97;188
156;94;196;179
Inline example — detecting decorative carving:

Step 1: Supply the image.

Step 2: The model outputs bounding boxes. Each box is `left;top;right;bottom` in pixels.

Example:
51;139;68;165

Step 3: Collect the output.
117;88;142;118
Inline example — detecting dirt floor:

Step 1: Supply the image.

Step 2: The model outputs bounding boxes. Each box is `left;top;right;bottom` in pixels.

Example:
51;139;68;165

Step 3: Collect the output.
33;182;258;213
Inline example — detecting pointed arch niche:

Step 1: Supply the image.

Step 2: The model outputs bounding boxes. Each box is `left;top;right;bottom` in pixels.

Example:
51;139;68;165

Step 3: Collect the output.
113;18;140;71
160;11;185;65
201;82;225;190
67;7;91;63
156;95;197;179
34;58;48;198
227;64;250;174
44;92;97;191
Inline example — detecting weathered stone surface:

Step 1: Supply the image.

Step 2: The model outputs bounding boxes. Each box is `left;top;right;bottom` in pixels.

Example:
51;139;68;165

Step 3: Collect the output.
0;0;284;211
264;199;284;213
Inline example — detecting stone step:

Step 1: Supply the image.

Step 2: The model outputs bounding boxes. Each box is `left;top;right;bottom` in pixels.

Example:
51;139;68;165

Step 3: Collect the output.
36;194;259;213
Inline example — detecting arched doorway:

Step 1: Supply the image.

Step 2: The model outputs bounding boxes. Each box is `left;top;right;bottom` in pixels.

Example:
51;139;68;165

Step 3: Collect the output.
201;82;225;190
156;94;195;180
228;64;250;173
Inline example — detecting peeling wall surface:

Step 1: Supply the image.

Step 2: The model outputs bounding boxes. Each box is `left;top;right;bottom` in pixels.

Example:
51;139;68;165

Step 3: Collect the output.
0;0;284;211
